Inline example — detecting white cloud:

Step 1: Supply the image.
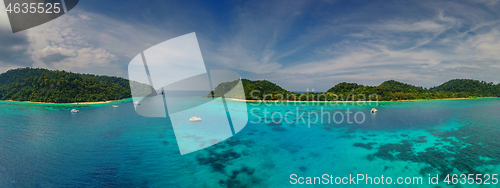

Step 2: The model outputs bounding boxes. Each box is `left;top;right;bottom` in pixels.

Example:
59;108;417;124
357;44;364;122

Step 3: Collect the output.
23;14;119;75
269;11;500;89
0;63;20;74
206;8;467;89
203;0;307;74
461;29;500;60
475;0;500;6
38;46;77;57
382;20;445;33
17;9;178;77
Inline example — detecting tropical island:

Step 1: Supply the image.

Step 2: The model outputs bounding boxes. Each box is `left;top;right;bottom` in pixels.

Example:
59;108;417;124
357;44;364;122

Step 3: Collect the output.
0;67;150;103
1;67;499;103
211;78;500;102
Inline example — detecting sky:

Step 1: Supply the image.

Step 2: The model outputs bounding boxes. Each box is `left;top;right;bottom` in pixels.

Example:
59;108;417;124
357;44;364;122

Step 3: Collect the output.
0;0;500;91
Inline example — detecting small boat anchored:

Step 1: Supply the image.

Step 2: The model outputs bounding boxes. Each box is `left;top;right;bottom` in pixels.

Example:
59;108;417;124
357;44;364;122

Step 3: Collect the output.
189;108;202;121
189;116;202;121
71;99;79;113
371;108;378;113
112;97;119;108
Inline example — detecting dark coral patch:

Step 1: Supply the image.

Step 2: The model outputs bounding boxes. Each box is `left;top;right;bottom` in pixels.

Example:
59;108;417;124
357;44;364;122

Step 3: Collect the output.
353;142;377;150
369;122;500;180
299;166;307;172
266;122;282;126
272;127;287;132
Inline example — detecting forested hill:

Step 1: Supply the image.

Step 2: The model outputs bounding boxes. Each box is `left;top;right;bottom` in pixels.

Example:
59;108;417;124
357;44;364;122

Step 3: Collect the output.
326;79;500;101
3;68;498;103
378;80;426;93
211;78;499;101
430;79;500;96
210;79;288;99
0;67;140;103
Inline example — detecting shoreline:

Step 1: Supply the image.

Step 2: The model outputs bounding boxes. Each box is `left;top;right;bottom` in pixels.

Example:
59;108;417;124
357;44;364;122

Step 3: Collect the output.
227;97;498;103
0;98;131;105
1;97;497;105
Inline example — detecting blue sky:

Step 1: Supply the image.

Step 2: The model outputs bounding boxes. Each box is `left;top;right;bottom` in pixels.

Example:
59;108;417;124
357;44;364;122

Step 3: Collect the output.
1;0;500;91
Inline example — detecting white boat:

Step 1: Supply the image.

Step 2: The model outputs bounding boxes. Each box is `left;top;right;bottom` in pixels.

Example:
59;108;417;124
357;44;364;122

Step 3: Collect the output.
189;116;202;121
71;99;79;113
134;101;140;105
371;108;377;113
112;97;119;108
189;107;202;121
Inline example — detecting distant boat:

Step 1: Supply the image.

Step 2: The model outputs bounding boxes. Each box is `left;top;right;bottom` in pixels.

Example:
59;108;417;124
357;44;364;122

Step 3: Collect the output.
71;99;79;113
189;107;202;121
371;108;377;113
189;116;202;121
112;97;119;108
134;101;140;105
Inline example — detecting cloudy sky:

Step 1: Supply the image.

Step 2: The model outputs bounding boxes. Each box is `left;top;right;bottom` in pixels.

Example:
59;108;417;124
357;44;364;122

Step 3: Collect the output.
1;0;500;91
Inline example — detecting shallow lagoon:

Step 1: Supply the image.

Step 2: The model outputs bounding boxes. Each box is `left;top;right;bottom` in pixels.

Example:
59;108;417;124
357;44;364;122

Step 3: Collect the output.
0;98;499;187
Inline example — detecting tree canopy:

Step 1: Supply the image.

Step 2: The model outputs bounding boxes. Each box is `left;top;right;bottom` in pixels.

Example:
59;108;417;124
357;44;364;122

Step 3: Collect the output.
430;79;500;97
2;68;498;103
211;78;500;101
210;79;288;99
0;67;146;103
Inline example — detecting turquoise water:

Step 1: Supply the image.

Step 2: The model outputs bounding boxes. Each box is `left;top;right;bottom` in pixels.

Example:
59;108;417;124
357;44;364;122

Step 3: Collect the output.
0;98;500;187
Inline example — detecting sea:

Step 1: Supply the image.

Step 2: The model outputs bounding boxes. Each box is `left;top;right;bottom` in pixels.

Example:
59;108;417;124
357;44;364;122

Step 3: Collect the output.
0;98;499;187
